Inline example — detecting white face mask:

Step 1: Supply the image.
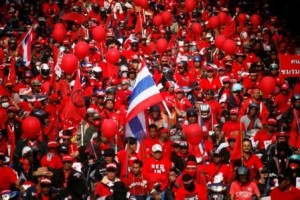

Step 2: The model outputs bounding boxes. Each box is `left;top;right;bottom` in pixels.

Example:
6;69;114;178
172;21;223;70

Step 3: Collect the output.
1;102;9;108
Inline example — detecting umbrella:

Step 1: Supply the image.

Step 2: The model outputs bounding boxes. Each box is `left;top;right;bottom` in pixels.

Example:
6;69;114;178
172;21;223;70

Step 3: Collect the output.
60;12;87;24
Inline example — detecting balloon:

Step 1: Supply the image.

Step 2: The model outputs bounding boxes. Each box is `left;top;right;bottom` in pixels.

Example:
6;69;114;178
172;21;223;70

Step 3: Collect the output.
153;14;163;27
215;35;227;49
74;41;89;60
185;0;196;12
54;23;65;30
52;27;66;43
147;42;156;53
217;11;228;25
156;38;168;54
106;48;120;64
238;13;247;25
134;0;140;6
101;119;118;139
61;54;79;74
208;16;220;29
0;48;4;62
92;26;106;42
222;39;237;55
259;76;276;96
183;124;203;146
22;116;41;140
250;14;261;27
139;0;148;9
192;22;203;35
162;11;172;25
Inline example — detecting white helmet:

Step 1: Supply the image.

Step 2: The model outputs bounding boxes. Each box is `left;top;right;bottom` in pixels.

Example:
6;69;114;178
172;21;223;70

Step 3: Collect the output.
200;103;211;119
22;146;32;157
92;66;102;73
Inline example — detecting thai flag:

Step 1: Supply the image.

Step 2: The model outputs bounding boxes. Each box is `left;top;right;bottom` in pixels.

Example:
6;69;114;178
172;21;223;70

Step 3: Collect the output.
125;62;163;140
22;28;33;66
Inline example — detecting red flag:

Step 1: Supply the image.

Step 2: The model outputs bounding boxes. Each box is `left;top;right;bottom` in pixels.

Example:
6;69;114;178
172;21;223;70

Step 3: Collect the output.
62;70;86;124
230;128;243;161
221;19;236;38
135;13;143;34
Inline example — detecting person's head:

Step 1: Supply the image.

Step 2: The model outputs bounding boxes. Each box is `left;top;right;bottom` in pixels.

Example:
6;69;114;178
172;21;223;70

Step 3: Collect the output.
47;141;58;153
205;89;214;100
126;137;138;152
200;103;211;119
242;138;252;154
150;105;161;119
182;174;195;192
232;83;242;94
236;166;250;184
33;167;53;183
179;141;189;154
212;151;223;164
267;118;277;132
185;159;197;177
186;109;198;124
276;132;289;143
269;63;279;75
40;178;52;195
278;172;293;191
206;67;215;78
148;124;158;138
292;94;300;110
0;96;9;108
104;98;115;111
175;88;184;99
276;141;291;158
103;148;115;163
248;102;259;116
106;163;117;181
228;138;236;149
6;106;16;119
229;108;239;121
289;154;300;171
252;88;261;100
62;155;73;170
158;128;169;140
130;159;143;176
152;144;163;160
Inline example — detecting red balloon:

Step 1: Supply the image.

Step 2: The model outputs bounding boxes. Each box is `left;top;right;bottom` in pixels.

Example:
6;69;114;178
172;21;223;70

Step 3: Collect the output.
139;0;148;9
134;0;140;6
217;11;228;25
185;0;196;12
147;42;156;54
101;119;118;139
192;22;203;35
215;35;227;49
61;54;79;74
156;38;168;54
238;13;247;25
153;14;163;27
54;23;65;30
92;26;106;42
0;48;4;62
52;27;66;43
74;41;89;60
106;48;120;64
22;116;41;140
259;76;276;96
183;124;203;146
208;16;220;29
162;11;172;25
250;14;261;27
222;39;237;55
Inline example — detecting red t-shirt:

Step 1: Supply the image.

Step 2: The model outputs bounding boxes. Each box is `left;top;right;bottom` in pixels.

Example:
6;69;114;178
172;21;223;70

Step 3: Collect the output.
222;120;245;140
253;130;276;150
230;181;260;200
0;166;18;193
242;154;263;179
270;186;300;200
198;163;233;184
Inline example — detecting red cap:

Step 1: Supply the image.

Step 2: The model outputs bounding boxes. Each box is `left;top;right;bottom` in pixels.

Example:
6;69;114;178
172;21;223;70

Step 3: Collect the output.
175;88;184;93
267;118;277;125
62;155;73;162
230;108;239;115
47;141;58;149
106;163;117;170
281;83;289;90
186;160;197;168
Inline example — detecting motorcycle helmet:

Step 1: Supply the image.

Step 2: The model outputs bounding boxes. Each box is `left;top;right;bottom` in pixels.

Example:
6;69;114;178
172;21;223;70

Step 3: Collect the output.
248;102;259;110
200;104;211;119
269;63;279;70
291;94;300;105
30;109;48;124
58;143;69;154
40;63;50;78
289;154;300;163
150;105;161;113
232;83;242;92
186;109;198;118
236;166;250;181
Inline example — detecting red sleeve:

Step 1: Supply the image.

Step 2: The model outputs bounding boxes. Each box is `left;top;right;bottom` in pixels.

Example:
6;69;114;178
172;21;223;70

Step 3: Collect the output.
8;168;18;184
196;184;208;200
254;155;263;170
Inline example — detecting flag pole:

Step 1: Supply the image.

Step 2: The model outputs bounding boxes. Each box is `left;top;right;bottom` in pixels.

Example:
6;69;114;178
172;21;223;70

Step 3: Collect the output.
162;100;172;118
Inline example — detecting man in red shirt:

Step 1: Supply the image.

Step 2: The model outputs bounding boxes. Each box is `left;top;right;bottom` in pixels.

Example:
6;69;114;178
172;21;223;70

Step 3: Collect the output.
253;118;277;151
0;152;19;193
270;172;300;200
175;174;207;200
143;144;172;191
221;108;246;141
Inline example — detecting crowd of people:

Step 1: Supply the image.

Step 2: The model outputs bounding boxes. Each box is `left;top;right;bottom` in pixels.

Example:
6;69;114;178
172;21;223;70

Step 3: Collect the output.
0;0;300;200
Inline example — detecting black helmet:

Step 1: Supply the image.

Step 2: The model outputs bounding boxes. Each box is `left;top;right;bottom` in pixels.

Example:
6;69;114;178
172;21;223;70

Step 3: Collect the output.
58;143;69;154
248;102;259;110
150;105;161;113
236;166;250;177
40;63;50;78
292;94;300;104
30;109;48;124
187;109;198;118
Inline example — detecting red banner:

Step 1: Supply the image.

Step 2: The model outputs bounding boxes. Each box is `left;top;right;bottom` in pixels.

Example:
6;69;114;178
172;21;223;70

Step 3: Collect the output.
279;55;300;77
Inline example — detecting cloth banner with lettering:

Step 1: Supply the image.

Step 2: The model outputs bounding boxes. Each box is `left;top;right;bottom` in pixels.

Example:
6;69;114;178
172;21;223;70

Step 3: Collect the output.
279;55;300;77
